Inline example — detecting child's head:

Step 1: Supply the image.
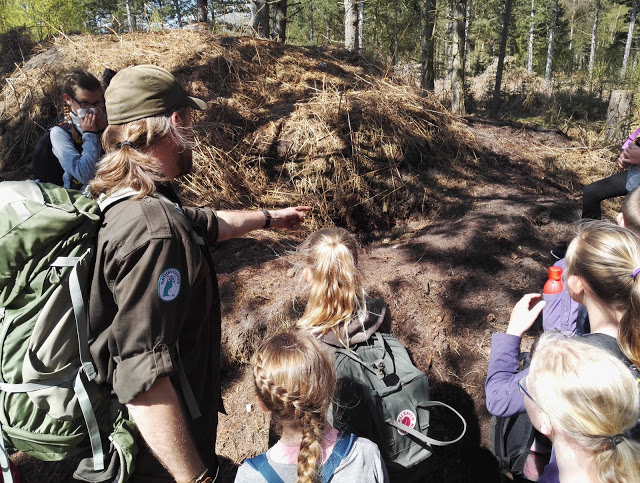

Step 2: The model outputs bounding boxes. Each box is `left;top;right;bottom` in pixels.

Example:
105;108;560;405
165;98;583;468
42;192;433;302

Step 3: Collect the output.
296;228;365;343
62;69;104;118
619;186;640;234
564;220;640;365
525;335;640;482
252;329;336;483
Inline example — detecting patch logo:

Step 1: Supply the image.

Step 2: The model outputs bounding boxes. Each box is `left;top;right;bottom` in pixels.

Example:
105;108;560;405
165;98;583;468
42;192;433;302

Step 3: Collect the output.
158;268;181;302
396;409;417;436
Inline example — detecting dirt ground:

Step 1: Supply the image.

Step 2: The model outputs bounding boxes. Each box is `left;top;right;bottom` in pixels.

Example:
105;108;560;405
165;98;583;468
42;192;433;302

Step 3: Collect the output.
211;120;587;482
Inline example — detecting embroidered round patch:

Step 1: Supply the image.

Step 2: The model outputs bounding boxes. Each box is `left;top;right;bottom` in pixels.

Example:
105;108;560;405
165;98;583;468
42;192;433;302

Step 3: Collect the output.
396;409;417;436
158;268;181;302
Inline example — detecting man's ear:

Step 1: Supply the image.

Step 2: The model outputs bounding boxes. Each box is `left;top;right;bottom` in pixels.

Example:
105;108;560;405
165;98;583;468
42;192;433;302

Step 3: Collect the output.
617;212;626;228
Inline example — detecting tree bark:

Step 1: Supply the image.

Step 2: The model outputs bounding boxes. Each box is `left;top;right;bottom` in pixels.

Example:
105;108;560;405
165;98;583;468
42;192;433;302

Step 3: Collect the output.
544;0;559;85
250;0;270;37
273;0;287;41
464;0;472;57
358;0;364;51
309;0;314;42
197;0;207;23
173;0;183;27
125;0;134;31
448;0;466;115
491;0;514;118
588;0;600;80
344;0;358;51
420;0;436;91
527;0;535;72
621;0;638;82
605;90;634;144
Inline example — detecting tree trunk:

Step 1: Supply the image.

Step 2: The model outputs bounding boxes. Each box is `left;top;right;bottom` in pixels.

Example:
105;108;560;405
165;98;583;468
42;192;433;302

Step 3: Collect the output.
273;0;287;41
393;0;399;64
544;0;559;85
125;0;134;31
605;90;635;144
173;0;183;27
464;0;472;57
491;0;514;117
420;0;436;91
588;0;600;80
621;0;638;82
197;0;207;22
358;0;364;51
344;0;358;51
527;0;534;72
448;0;466;115
309;0;314;42
250;0;270;37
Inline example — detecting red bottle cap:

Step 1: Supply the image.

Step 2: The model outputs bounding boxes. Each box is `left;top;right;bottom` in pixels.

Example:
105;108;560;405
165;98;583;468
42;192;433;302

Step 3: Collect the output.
549;266;562;280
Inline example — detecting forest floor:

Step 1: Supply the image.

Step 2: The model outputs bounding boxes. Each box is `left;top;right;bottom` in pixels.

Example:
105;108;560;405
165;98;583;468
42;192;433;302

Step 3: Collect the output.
1;30;624;482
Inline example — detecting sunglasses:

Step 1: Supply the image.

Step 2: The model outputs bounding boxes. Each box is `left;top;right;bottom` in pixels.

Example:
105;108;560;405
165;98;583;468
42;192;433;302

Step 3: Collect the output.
518;376;537;406
68;92;104;110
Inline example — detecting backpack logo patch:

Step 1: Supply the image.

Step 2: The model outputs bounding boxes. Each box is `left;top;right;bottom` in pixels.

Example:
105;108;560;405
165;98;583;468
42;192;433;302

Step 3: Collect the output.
158;268;181;301
396;409;417;435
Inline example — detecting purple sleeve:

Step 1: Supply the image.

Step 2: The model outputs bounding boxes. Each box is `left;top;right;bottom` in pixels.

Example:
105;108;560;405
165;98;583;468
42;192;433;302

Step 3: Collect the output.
537;450;559;483
622;126;640;150
542;259;580;335
485;333;527;417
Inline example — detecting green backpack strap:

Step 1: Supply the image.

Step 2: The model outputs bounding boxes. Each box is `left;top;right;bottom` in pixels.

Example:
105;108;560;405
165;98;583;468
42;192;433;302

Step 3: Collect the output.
335;333;388;380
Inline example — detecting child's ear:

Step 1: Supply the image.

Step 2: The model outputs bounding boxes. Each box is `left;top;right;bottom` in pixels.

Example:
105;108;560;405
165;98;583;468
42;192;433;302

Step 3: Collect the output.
256;396;270;413
567;275;586;303
303;267;313;283
617;212;626;227
538;412;553;440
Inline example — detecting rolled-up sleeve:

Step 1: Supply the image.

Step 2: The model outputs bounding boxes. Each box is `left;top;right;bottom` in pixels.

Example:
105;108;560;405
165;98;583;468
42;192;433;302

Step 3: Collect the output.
183;206;219;245
106;236;193;404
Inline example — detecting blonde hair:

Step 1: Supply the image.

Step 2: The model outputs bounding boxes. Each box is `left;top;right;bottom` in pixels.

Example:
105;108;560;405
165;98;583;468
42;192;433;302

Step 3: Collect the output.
622;187;640;235
564;220;640;366
252;329;336;483
295;228;366;347
528;335;640;483
86;110;193;200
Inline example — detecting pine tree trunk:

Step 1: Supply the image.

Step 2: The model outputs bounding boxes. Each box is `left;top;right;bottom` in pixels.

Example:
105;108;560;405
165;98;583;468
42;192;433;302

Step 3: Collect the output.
544;0;559;85
588;0;600;80
464;0;472;57
448;0;466;115
621;0;638;81
173;0;182;27
125;0;134;31
527;0;535;72
273;0;288;41
420;0;436;91
309;0;314;42
344;0;358;51
250;0;270;37
197;0;207;22
491;0;513;117
605;90;635;144
358;0;364;51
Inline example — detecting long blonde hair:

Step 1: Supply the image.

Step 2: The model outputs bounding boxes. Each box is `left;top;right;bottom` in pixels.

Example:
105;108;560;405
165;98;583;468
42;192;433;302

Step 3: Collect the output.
252;329;336;483
528;335;640;483
564;221;640;366
87;110;193;200
295;228;366;347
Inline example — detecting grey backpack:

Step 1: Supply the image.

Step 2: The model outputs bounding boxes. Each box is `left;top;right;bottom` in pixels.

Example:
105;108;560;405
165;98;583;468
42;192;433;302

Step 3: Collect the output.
328;333;467;475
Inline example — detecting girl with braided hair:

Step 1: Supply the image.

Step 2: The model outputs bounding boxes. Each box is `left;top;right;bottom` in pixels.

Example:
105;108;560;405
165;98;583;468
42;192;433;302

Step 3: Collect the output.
295;227;391;352
235;329;388;483
522;334;640;482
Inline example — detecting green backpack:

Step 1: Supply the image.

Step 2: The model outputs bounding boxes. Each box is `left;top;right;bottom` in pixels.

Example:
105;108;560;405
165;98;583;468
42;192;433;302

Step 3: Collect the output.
0;181;138;483
328;332;467;477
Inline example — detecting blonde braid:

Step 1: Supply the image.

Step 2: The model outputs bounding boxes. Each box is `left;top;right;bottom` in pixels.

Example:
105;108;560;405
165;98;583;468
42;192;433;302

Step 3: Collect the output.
297;411;325;483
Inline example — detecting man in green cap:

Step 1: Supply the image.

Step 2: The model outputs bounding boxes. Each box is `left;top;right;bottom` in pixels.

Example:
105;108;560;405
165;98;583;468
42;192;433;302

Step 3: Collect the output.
86;64;310;483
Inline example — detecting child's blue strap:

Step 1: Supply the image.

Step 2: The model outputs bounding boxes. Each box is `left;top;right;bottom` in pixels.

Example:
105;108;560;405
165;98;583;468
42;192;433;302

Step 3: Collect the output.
245;453;285;483
320;432;357;482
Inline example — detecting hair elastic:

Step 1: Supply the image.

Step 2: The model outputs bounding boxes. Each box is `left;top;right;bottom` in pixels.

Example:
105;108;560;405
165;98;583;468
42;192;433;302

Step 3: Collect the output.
119;140;136;149
610;433;626;446
633;268;640;280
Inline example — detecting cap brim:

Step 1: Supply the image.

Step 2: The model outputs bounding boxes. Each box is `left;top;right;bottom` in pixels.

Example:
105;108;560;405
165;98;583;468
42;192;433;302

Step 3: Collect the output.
188;96;207;111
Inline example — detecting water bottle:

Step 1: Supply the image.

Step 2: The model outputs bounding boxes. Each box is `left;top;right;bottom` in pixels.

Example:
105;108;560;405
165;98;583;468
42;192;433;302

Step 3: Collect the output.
543;266;563;294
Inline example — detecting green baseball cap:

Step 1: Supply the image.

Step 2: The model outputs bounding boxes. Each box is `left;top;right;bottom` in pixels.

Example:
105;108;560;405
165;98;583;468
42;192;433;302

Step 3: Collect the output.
105;64;207;125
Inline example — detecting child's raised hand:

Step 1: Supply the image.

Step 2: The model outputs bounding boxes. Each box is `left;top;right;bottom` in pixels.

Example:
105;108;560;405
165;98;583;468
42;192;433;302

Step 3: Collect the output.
506;293;546;338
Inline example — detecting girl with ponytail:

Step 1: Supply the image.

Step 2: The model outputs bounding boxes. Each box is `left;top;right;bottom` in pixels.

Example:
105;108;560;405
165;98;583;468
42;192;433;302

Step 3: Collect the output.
295;228;391;352
235;329;388;482
524;334;640;483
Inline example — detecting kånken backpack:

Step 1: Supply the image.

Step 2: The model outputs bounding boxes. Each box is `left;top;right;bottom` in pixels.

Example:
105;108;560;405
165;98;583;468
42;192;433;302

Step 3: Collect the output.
328;332;467;477
0;180;138;483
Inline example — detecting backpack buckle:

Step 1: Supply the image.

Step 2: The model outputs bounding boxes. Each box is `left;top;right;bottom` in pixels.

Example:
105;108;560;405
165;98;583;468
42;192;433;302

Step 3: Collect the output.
374;360;386;378
82;362;97;381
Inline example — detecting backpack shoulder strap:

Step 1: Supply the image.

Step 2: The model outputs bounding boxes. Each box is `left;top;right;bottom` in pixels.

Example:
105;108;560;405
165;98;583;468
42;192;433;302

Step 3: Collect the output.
321;432;356;482
385;400;467;446
335;332;387;379
245;453;284;483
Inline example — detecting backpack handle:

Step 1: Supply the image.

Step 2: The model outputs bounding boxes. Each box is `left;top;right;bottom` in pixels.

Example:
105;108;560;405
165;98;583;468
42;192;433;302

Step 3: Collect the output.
385;400;467;447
